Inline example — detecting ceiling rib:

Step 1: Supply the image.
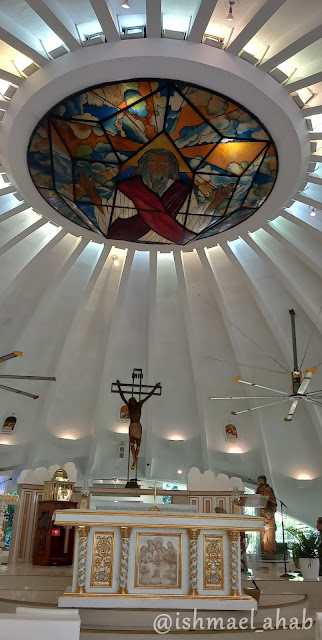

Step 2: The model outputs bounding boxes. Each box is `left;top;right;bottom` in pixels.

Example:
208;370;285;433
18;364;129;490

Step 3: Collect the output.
282;208;322;233
200;245;273;480
0;10;48;66
84;247;135;480
221;240;293;367
24;0;81;51
226;0;287;56
0;186;17;197
247;231;322;333
0;70;24;86
295;194;322;213
307;175;322;186
187;0;219;43
303;105;322;117
144;250;158;479
287;71;322;93
266;220;322;280
0;218;48;259
146;0;161;38
310;153;322;163
260;24;322;73
89;0;120;42
0;203;29;222
173;251;210;472
309;132;322;141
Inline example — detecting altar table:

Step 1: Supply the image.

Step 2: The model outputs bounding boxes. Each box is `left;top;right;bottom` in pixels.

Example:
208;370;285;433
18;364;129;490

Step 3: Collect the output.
54;509;264;610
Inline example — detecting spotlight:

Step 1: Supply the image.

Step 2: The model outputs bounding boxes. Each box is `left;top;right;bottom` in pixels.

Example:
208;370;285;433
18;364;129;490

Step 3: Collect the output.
121;0;130;7
226;1;235;21
310;208;317;217
112;255;119;266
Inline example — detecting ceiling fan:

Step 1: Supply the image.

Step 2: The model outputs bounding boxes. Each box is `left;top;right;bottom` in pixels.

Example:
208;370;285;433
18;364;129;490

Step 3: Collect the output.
0;351;55;399
210;309;322;422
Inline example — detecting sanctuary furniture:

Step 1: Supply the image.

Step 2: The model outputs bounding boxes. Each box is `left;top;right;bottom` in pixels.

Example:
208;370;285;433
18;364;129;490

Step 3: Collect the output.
33;500;77;565
54;508;264;610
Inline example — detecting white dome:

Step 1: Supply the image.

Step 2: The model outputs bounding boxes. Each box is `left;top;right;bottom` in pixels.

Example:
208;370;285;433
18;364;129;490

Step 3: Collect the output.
0;0;321;526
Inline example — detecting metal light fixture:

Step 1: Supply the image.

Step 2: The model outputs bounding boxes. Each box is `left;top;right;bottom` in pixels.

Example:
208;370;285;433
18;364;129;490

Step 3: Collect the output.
226;1;235;21
112;255;119;266
310;207;317;217
121;0;130;8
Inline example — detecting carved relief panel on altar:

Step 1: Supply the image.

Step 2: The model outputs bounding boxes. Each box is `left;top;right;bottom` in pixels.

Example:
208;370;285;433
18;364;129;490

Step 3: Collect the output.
135;533;182;588
203;534;224;590
91;532;115;587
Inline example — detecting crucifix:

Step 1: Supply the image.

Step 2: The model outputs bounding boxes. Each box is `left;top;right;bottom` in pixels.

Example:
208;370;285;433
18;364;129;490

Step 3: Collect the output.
111;369;162;481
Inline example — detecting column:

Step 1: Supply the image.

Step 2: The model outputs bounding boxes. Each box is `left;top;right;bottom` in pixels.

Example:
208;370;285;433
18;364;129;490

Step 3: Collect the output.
119;526;132;594
188;528;200;596
228;530;240;596
77;525;90;593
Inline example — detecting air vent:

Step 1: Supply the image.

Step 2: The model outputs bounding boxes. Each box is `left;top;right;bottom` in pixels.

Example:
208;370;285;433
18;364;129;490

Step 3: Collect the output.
163;29;186;40
83;32;105;46
204;36;224;49
122;26;145;39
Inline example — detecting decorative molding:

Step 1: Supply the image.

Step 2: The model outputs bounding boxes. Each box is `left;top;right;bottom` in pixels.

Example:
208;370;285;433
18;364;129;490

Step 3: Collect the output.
228;530;240;596
203;534;224;590
91;532;114;588
119;526;132;594
77;525;90;594
188;528;200;596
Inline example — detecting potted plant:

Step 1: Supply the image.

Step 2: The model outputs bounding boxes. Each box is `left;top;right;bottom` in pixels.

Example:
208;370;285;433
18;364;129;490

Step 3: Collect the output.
287;527;321;580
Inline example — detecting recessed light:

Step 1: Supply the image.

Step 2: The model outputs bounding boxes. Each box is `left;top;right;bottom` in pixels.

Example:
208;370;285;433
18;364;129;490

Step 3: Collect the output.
114;500;118;502
177;469;183;474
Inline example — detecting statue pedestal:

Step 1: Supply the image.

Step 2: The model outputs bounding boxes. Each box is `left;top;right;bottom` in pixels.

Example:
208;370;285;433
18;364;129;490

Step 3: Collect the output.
54;509;264;610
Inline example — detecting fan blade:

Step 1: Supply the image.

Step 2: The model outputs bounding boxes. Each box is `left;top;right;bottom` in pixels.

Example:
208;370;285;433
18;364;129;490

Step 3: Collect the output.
306;398;322;407
0;384;39;399
233;377;288;395
231;399;287;415
306;388;322;396
0;375;56;381
0;351;23;363
210;396;283;400
284;398;299;422
297;367;317;395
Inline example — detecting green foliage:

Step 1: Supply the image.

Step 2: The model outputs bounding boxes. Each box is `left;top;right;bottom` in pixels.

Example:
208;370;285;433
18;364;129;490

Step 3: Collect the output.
275;542;288;556
214;507;227;514
287;526;321;559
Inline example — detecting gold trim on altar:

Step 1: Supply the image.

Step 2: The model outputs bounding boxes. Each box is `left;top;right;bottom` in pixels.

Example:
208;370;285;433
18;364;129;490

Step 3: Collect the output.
203;534;224;590
135;532;182;589
91;532;115;588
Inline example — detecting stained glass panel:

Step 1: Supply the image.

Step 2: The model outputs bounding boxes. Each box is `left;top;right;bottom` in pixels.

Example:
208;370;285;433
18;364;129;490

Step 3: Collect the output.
28;79;278;245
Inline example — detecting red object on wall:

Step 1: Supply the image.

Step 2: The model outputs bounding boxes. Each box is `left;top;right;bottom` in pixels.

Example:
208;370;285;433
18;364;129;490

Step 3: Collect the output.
51;526;60;537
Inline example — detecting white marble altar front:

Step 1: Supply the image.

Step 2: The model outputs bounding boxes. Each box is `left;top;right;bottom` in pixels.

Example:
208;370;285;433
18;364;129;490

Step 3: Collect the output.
54;509;264;610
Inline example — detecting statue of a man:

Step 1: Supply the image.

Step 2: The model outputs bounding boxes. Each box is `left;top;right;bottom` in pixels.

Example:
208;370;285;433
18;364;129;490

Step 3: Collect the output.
256;475;277;555
116;380;161;470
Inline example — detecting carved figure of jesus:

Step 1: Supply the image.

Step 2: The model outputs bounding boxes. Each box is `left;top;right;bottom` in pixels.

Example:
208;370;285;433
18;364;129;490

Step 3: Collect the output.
116;380;161;470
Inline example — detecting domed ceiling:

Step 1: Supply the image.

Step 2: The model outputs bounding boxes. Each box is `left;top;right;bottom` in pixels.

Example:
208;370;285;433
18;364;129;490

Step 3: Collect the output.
28;80;277;244
0;0;322;527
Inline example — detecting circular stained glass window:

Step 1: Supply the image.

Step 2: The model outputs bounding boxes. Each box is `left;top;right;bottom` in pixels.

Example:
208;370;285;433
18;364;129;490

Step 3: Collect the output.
28;80;278;245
